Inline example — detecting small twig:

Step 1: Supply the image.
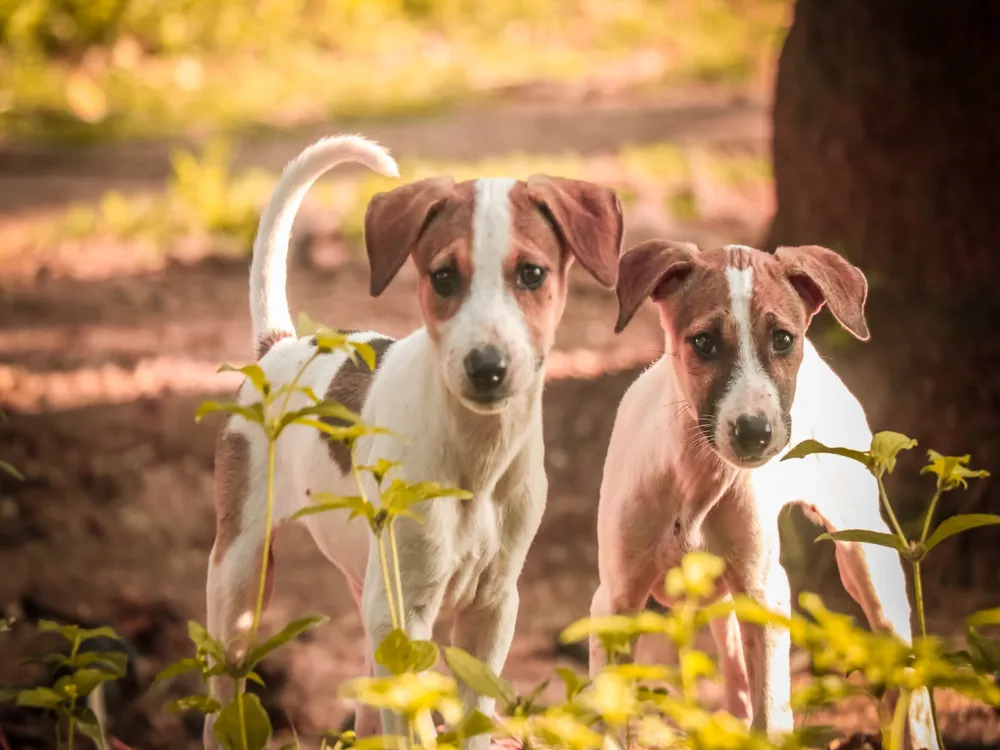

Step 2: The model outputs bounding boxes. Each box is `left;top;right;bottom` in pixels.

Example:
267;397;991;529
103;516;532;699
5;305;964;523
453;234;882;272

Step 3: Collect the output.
110;739;137;750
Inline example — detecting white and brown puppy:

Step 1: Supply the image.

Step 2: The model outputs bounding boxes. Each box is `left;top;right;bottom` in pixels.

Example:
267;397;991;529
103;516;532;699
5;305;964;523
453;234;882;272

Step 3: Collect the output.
205;135;623;749
589;240;936;749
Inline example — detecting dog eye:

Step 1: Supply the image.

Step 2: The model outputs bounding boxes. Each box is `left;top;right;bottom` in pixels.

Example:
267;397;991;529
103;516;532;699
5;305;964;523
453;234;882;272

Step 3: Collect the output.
429;266;461;297
772;329;794;353
690;333;718;359
515;263;548;291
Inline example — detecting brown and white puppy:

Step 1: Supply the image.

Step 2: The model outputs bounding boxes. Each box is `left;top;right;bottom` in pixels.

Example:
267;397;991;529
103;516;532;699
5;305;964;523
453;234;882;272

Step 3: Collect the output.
590;241;936;749
205;135;623;750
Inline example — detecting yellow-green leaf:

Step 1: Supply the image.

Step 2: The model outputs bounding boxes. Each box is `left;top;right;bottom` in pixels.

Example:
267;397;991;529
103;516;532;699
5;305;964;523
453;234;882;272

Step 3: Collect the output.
816;529;906;552
554;667;586;701
242;615;328;672
195;400;264;425
16;687;63;709
869;431;918;475
0;460;23;481
781;439;871;468
921;450;990;491
169;694;222;714
290;495;374;522
967;607;1000;630
924;514;1000;554
219;363;270;396
156;657;203;683
214;694;272;750
444;647;515;705
351;341;377;372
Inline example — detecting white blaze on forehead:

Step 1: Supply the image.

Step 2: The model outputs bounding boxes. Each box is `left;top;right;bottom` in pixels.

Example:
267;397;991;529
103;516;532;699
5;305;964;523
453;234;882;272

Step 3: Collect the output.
471;177;518;297
720;253;779;420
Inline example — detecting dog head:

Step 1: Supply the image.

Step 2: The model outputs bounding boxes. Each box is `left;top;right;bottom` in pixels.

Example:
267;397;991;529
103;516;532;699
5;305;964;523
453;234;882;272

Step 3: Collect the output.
615;241;869;468
364;175;623;413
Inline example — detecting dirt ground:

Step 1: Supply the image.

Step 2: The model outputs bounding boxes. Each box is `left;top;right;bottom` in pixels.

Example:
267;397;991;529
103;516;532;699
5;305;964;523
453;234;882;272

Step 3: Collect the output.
1;90;998;749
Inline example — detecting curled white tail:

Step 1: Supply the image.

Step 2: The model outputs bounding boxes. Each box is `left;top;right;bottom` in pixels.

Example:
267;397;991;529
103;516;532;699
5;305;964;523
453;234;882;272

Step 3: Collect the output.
249;134;399;354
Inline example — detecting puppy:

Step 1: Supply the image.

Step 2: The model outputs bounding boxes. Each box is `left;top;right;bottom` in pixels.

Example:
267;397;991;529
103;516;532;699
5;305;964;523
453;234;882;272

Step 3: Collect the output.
589;241;936;749
205;135;624;748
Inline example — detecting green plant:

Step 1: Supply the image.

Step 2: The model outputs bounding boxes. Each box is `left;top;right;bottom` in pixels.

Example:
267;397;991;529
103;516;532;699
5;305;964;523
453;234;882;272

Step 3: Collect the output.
0;621;128;750
783;430;997;749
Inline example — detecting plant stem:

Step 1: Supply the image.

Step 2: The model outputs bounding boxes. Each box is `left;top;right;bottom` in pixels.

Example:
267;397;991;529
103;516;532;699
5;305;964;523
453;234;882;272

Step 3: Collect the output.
888;690;911;750
911;561;946;750
376;536;400;630
67;701;76;750
876;475;908;544
237;690;250;750
388;521;407;630
920;486;945;547
249;440;277;646
278;351;320;417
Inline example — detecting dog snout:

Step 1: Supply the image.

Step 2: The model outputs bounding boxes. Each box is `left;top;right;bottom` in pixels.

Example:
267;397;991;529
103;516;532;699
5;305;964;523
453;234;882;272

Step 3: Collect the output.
732;413;772;458
464;346;509;397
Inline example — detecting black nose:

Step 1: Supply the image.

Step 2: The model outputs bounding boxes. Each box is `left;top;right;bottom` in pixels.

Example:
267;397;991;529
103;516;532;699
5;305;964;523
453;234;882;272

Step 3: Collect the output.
733;414;772;457
464;346;508;395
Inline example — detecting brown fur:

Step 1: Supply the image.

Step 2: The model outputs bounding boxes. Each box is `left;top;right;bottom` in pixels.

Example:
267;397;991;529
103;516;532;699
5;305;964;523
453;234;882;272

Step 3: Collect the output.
213;420;251;564
256;329;293;359
323;337;396;472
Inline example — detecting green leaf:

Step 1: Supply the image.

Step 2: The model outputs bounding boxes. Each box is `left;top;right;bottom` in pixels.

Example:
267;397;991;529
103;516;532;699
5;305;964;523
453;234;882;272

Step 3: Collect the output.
966;628;1000;673
358;459;400;486
214;694;272;750
16;686;64;709
74;713;107;747
290;494;374;522
924;514;1000;554
72;650;127;677
967;607;1000;630
437;709;495;744
781;439;871;468
220;364;270;396
157;657;204;683
293;419;384;444
373;630;439;674
0;460;23;481
169;694;223;715
815;529;907;552
56;668;114;697
798;724;840;749
242;615;328;672
555;667;586;701
296;311;322;337
312;329;352;354
246;671;266;687
921;450;990;491
279;401;362;430
351;342;377;372
869;431;918;475
382;479;474;515
444;647;515;705
37;620;80;644
195;400;265;426
188;621;227;662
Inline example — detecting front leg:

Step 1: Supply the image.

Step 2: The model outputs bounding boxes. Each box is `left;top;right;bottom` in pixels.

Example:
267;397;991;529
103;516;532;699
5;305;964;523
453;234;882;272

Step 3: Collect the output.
738;555;794;737
361;545;441;744
450;591;519;750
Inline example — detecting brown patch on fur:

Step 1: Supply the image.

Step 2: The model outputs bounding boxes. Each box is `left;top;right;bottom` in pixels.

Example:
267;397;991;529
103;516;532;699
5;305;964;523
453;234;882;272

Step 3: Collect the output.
507;182;571;352
323;337;396;473
525;175;624;288
256;329;293;359
410;181;477;342
213;419;250;564
364;176;457;297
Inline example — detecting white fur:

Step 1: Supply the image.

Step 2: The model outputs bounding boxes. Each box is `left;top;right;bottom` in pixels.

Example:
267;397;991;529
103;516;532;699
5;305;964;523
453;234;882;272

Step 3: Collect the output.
590;339;938;749
715;258;785;462
206;147;551;750
249;134;399;343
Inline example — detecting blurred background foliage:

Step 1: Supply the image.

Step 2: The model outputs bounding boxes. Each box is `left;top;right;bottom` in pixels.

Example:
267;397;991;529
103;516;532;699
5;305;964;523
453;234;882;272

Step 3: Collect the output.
0;0;790;142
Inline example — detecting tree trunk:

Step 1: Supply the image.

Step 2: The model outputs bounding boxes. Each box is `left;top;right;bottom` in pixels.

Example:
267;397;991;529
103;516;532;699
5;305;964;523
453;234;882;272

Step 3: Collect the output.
768;0;1000;569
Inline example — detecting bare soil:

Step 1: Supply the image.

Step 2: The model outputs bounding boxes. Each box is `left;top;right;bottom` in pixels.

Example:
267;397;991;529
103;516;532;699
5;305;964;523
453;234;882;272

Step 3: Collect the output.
0;91;997;749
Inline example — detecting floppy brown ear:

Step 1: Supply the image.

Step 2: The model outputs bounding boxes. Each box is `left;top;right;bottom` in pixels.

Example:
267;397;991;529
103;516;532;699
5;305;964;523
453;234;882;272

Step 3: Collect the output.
364;176;455;297
615;239;700;333
774;245;870;340
525;175;624;288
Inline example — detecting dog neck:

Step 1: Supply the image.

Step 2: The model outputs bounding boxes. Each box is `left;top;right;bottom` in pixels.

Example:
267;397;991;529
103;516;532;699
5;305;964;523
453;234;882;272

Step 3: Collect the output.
428;349;544;495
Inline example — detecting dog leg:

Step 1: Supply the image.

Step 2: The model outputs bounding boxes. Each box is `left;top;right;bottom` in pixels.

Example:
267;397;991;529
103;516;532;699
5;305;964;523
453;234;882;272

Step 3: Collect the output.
803;495;939;750
450;592;519;750
708;593;753;722
732;544;794;739
589;568;659;678
204;533;274;749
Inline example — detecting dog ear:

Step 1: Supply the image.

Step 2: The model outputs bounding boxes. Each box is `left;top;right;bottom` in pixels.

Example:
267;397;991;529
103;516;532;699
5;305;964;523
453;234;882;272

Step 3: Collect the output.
525;175;624;288
364;176;456;297
614;239;700;333
774;245;870;340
